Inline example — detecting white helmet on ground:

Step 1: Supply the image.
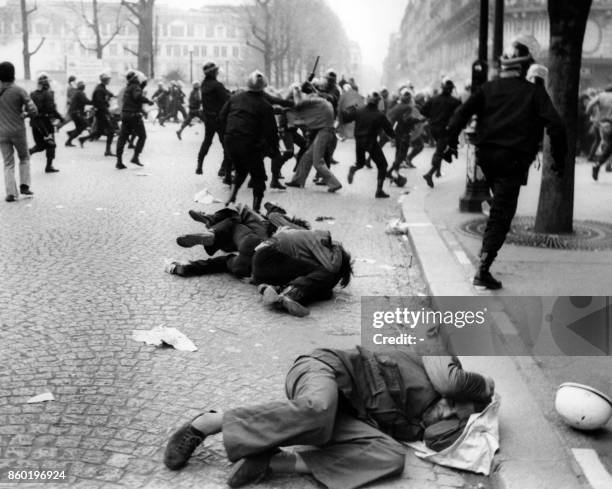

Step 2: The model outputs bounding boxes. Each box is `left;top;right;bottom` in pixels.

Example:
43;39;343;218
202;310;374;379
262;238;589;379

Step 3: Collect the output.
555;382;612;431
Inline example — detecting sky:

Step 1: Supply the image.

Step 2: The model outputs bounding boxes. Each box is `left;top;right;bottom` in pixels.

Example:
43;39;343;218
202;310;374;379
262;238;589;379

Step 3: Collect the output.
156;0;407;69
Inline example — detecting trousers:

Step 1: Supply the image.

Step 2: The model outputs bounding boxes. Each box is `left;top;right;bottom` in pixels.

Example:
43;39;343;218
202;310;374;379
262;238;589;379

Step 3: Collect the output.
117;114;146;157
1;131;30;197
289;128;341;189
222;357;406;489
477;146;527;258
198;115;230;174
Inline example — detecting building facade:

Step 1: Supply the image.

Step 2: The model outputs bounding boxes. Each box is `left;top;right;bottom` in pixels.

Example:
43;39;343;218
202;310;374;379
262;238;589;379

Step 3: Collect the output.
0;0;255;87
383;0;612;91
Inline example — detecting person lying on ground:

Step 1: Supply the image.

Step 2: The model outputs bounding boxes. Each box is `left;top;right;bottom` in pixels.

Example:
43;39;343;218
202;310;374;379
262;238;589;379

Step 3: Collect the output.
165;203;351;317
165;203;305;279
163;337;495;489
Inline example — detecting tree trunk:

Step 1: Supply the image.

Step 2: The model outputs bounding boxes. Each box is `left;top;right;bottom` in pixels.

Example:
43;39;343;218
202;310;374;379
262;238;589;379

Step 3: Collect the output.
20;0;30;80
137;0;154;76
534;0;592;234
93;0;103;59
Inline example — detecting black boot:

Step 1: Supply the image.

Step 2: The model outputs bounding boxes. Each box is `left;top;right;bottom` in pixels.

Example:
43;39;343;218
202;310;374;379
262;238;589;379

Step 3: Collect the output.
347;165;357;184
270;177;286;190
473;252;502;290
116;156;127;170
45;158;59;173
375;177;389;198
131;154;144;166
592;164;601;181
252;195;263;213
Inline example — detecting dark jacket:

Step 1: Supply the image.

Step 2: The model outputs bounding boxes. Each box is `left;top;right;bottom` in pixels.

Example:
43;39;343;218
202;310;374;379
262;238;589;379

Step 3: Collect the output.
219;90;279;151
201;77;230;117
92;83;114;112
447;77;567;165
421;92;461;133
388;102;423;136
121;81;152;114
68;89;92;116
188;89;201;111
30;89;62;120
306;346;490;441
343;104;395;144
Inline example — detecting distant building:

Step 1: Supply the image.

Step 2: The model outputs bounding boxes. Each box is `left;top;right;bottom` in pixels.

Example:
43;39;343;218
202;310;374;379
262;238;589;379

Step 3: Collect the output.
0;0;255;86
383;0;612;91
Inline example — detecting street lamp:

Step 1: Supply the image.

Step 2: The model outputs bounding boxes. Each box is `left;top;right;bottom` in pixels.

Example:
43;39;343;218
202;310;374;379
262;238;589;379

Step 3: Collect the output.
189;46;194;84
459;0;493;212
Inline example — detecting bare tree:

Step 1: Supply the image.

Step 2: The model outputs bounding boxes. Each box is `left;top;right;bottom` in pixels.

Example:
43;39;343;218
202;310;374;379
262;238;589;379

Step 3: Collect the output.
20;0;45;80
120;0;155;76
69;0;125;60
534;0;593;234
244;0;274;80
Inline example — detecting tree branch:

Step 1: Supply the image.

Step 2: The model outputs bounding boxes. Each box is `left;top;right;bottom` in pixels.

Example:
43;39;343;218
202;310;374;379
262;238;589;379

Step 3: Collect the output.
123;45;138;56
246;39;265;54
29;36;45;55
121;0;141;20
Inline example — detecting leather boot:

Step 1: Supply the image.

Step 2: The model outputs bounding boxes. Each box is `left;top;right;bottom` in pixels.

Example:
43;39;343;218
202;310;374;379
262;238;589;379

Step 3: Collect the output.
252;195;263;213
473;251;502;289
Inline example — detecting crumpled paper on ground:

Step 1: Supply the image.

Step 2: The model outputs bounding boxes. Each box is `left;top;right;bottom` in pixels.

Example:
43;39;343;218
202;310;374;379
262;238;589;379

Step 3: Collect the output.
132;326;197;352
194;188;223;205
27;392;55;403
406;394;501;475
385;218;411;235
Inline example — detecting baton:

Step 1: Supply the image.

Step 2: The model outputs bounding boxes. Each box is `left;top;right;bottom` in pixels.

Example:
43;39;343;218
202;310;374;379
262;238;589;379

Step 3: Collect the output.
308;56;320;82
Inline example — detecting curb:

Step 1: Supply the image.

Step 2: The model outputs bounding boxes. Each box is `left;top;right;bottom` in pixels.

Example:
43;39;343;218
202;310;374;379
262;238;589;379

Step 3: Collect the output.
397;188;591;489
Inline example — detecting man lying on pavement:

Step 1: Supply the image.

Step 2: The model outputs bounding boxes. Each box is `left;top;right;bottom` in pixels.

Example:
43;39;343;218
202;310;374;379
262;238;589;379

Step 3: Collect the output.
165;203;353;317
163;336;495;489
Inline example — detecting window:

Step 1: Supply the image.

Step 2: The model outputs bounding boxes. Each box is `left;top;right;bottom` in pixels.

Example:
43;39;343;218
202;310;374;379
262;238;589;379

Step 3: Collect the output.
166;45;172;56
216;26;224;38
171;25;185;37
110;44;118;56
174;45;181;57
227;26;236;38
193;46;199;57
35;23;49;36
232;46;239;58
187;24;194;37
183;45;188;56
206;25;213;38
221;46;227;57
201;46;207;57
214;46;219;56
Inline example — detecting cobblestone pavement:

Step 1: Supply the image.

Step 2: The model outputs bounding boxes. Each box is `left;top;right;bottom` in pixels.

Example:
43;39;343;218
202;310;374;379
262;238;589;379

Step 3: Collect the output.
0;122;485;489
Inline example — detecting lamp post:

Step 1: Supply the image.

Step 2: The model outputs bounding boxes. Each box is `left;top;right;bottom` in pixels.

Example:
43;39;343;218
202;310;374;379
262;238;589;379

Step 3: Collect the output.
493;0;505;74
189;46;194;84
459;0;493;213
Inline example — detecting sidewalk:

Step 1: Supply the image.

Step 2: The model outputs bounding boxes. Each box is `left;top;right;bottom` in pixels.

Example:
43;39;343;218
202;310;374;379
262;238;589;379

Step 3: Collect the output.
398;147;612;489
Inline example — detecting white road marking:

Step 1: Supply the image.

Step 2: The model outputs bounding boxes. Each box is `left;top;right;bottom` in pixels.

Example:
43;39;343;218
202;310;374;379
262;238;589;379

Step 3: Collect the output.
571;448;612;489
454;250;471;265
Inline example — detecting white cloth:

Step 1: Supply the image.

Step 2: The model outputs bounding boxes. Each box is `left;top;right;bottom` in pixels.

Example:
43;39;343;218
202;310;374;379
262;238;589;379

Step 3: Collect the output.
407;394;501;475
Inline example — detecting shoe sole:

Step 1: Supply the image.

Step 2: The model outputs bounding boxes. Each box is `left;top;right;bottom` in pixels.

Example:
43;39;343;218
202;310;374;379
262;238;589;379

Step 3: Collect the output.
280;297;310;317
262;287;280;305
177;234;214;248
188;210;211;225
472;279;502;290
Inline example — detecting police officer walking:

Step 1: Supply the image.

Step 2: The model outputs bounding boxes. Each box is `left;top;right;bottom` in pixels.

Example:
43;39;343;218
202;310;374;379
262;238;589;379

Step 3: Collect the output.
197;62;231;181
115;71;153;170
446;36;567;289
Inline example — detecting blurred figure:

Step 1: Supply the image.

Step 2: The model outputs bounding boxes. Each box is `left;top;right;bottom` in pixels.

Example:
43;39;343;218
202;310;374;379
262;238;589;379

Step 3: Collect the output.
197;62;231;180
65;81;92;147
176;81;203;140
345;91;396;198
0;61;37;202
84;72;116;156
115;71;154;169
29;73;64;173
587;84;612;180
421;78;461;187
